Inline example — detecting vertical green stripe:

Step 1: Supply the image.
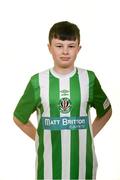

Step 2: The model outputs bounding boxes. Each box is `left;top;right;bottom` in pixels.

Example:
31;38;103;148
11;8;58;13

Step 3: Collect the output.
70;71;80;179
85;70;94;179
33;74;44;179
85;127;93;179
49;72;62;179
31;73;41;103
37;118;44;179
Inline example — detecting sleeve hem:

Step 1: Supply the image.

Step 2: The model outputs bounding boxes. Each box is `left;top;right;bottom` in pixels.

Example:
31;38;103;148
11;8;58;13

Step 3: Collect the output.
14;112;29;124
97;105;112;118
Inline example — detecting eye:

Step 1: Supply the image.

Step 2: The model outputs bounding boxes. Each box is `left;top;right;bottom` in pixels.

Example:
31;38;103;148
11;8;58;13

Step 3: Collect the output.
56;45;62;48
69;45;75;48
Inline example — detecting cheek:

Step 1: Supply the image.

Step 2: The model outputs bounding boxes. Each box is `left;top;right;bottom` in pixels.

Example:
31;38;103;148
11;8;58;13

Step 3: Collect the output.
53;50;61;58
71;51;78;58
51;51;60;61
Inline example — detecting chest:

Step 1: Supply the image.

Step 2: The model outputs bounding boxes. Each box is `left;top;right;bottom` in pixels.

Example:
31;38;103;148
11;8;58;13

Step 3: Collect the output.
39;75;89;116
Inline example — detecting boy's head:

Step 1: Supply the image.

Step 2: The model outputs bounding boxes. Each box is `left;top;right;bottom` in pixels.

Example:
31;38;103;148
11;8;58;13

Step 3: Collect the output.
48;21;81;70
49;21;80;45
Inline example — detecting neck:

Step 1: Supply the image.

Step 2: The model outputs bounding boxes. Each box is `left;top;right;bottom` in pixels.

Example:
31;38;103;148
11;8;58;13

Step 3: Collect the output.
53;65;75;75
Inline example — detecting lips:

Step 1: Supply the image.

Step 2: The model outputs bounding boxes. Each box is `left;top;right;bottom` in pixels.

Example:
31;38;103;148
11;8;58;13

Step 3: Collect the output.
61;57;70;61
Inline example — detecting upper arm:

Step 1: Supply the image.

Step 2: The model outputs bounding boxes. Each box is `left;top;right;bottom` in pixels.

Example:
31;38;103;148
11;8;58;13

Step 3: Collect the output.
13;74;40;124
89;71;111;118
13;116;26;126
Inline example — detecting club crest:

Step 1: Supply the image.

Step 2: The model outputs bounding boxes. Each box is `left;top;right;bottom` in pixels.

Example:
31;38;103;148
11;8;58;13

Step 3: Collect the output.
58;97;72;113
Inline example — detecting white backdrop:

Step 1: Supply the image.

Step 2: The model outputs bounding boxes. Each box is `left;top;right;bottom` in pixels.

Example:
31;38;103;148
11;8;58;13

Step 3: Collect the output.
0;0;120;179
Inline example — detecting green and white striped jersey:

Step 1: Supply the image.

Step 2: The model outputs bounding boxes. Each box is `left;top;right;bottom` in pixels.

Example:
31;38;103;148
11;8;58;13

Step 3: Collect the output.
14;67;111;180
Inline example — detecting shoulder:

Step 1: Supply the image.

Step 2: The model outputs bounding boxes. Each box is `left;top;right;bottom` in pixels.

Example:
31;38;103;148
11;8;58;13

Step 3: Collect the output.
30;69;50;86
31;69;49;80
77;67;96;79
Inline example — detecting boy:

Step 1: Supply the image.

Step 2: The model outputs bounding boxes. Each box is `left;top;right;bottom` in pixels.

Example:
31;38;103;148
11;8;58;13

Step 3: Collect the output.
13;21;112;180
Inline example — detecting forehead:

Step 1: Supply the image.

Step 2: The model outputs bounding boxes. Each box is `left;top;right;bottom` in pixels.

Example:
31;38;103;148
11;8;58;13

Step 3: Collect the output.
51;38;79;45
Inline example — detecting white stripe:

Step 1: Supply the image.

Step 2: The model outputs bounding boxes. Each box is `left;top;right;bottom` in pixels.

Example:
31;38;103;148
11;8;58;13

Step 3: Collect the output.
88;111;98;179
78;69;98;179
35;107;41;179
39;70;52;179
60;77;70;179
92;142;98;179
78;69;89;179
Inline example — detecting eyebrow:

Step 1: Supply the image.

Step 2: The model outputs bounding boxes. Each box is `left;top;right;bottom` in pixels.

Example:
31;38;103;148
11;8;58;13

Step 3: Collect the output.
68;43;76;45
55;42;76;45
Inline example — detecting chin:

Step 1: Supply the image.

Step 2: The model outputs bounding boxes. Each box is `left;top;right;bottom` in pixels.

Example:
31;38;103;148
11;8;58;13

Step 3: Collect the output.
60;64;72;68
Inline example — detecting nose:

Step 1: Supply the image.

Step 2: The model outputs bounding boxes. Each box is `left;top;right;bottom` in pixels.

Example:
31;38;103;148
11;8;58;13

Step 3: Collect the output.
63;47;69;55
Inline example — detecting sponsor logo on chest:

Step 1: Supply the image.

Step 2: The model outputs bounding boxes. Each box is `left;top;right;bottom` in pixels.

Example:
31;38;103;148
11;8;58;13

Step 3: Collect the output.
42;116;89;130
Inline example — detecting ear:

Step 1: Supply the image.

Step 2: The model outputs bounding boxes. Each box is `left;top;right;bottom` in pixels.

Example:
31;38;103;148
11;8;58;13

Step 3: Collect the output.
47;43;51;53
78;45;82;52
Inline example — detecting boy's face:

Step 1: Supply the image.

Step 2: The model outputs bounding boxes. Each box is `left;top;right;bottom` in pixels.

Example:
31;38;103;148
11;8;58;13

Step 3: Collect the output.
48;38;81;69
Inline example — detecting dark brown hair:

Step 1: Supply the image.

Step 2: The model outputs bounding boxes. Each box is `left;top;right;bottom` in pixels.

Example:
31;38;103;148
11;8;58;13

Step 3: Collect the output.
49;21;80;45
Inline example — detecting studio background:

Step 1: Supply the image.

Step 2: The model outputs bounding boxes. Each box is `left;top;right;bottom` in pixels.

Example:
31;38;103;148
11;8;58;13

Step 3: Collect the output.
0;0;119;179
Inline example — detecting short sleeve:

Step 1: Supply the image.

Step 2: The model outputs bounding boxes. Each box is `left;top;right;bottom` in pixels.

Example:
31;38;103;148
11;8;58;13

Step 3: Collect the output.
14;74;40;124
90;72;111;118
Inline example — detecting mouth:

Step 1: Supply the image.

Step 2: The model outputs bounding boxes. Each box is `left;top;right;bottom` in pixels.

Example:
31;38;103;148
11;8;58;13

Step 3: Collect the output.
60;57;70;61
